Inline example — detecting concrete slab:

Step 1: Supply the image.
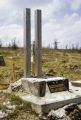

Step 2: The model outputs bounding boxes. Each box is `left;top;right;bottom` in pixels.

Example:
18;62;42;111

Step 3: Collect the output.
20;90;81;114
69;82;81;95
16;79;81;114
71;80;81;87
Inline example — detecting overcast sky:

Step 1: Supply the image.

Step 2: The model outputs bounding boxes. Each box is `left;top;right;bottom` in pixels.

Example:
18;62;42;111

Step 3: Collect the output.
0;0;81;48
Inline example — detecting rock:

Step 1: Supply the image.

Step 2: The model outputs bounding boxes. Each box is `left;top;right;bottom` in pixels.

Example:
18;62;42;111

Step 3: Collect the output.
48;110;59;120
0;109;12;119
8;79;22;92
64;103;81;120
64;103;78;115
0;110;8;118
39;114;47;120
47;103;81;120
72;109;81;120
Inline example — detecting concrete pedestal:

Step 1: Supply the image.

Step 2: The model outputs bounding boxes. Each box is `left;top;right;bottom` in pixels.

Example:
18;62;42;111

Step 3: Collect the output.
20;77;81;114
20;91;81;114
22;77;69;97
22;78;46;97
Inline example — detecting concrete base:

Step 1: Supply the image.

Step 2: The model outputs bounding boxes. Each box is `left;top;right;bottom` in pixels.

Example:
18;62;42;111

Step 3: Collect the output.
21;77;69;97
20;90;81;114
17;77;81;114
71;80;81;87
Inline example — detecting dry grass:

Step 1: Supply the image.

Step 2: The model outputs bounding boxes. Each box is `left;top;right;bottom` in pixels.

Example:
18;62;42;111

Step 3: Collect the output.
0;48;81;86
43;48;81;81
0;93;38;120
0;48;81;119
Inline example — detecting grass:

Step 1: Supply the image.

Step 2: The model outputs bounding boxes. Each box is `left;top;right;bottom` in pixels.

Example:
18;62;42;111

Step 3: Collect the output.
1;48;81;119
42;48;81;81
0;47;81;86
0;92;33;120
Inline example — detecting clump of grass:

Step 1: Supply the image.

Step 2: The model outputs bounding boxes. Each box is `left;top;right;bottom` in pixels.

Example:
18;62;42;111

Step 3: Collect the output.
4;93;22;105
0;104;7;110
5;109;19;120
4;93;32;111
16;101;32;112
10;95;23;105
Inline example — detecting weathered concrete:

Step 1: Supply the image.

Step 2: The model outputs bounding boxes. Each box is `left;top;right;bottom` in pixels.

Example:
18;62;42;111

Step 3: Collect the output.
21;77;69;97
8;79;22;92
24;8;31;77
20;79;81;114
71;80;81;87
35;10;42;77
22;78;46;97
21;91;81;114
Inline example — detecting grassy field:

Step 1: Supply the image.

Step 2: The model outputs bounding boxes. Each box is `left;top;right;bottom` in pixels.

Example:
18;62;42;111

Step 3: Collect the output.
0;48;81;86
0;48;81;120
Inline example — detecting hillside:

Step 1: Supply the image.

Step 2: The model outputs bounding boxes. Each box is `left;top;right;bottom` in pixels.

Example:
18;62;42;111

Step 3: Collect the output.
0;48;81;86
0;48;81;120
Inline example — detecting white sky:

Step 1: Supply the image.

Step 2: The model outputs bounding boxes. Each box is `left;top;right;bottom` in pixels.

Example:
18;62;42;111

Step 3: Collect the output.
0;0;81;48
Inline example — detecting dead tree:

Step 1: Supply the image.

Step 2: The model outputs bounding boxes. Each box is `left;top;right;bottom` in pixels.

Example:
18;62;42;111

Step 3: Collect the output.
0;40;2;48
53;39;59;49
